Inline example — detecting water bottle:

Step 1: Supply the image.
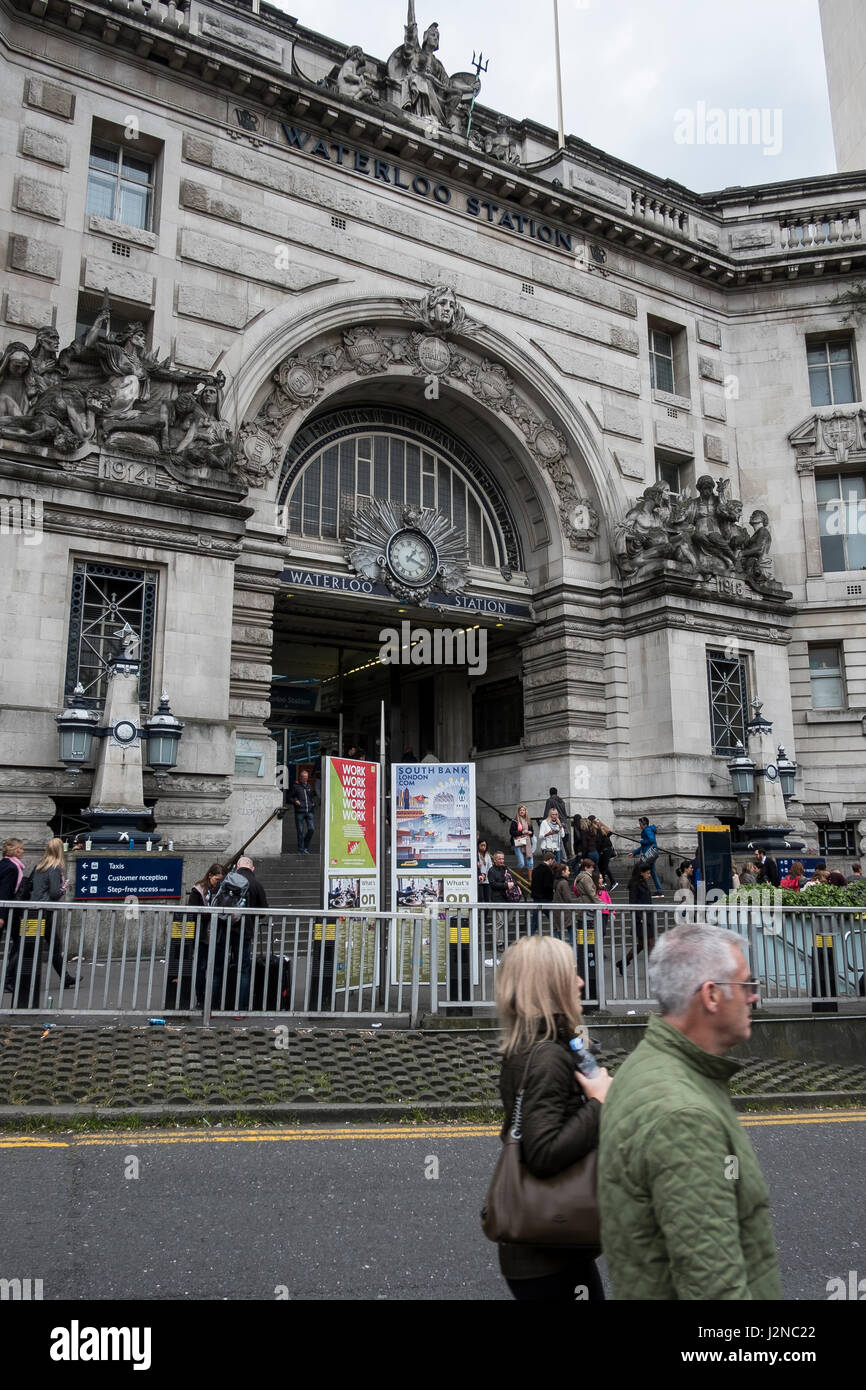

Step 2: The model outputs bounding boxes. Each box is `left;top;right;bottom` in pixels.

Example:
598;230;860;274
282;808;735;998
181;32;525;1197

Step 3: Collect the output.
569;1034;600;1078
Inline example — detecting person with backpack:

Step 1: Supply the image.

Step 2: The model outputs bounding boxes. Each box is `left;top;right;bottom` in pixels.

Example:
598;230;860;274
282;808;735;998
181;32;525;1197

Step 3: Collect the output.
189;863;225;1010
208;857;267;1010
632;816;664;898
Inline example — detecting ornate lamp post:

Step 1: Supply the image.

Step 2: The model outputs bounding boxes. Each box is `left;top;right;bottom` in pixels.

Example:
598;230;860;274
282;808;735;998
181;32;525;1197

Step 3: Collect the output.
727;700;803;852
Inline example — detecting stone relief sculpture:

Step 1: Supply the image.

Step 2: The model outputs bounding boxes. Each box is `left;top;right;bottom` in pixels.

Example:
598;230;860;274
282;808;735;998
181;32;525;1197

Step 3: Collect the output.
0;301;238;483
614;476;791;599
244;287;600;554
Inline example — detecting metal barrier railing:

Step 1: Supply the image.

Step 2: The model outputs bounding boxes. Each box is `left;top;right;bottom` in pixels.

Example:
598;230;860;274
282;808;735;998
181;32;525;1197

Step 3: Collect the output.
1;899;864;1020
0;900;424;1023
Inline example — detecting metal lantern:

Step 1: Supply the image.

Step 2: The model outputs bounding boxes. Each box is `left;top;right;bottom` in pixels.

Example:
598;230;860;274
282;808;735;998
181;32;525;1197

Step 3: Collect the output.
746;698;773;741
776;744;797;801
727;741;756;807
55;683;99;770
143;691;184;775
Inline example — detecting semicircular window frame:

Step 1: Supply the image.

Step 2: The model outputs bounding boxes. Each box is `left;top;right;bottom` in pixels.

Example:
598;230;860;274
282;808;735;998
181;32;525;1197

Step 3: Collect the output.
278;406;523;572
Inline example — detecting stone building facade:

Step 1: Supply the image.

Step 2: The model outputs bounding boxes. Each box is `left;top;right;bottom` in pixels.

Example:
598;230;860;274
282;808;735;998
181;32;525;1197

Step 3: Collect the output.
1;0;865;881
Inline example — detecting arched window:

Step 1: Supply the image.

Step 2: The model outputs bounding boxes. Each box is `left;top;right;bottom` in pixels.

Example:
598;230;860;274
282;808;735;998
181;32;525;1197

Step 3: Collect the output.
278;407;522;571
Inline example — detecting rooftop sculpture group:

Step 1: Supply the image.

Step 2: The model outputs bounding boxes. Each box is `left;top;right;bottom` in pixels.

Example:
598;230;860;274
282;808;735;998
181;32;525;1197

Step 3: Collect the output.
0;300;235;476
614;477;790;599
320;4;521;163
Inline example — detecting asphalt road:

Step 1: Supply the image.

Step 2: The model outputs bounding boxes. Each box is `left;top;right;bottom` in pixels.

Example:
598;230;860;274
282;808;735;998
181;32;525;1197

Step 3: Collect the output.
1;1112;864;1301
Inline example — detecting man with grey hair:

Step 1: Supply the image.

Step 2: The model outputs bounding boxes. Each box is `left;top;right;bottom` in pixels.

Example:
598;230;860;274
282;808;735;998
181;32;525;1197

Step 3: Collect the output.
591;925;781;1299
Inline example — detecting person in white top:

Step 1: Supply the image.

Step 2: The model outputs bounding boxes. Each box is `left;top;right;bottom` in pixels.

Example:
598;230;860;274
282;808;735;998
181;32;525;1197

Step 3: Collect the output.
537;808;566;862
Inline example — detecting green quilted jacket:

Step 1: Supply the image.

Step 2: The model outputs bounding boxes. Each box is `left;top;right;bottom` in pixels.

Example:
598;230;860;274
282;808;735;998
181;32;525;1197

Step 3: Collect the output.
598;1014;781;1300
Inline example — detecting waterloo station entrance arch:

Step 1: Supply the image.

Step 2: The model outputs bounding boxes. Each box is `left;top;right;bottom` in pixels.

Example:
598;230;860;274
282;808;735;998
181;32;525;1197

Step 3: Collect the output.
235;289;617;830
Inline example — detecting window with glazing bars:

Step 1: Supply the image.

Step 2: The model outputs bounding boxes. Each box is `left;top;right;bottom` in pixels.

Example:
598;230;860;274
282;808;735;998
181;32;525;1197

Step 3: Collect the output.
285;432;501;567
707;649;749;755
65;561;157;707
85;145;154;230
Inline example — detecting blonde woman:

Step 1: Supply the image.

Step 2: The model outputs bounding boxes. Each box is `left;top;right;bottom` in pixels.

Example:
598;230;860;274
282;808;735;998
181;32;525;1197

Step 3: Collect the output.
509;805;535;871
494;935;611;1301
15;838;72;1007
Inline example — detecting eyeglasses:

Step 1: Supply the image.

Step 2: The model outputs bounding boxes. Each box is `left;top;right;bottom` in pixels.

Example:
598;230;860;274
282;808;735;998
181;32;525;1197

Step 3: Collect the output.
697;978;760;995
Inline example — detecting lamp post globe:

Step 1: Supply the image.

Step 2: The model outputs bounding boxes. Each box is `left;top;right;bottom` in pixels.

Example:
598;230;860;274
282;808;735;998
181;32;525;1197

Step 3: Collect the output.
55;683;99;772
143;691;184;776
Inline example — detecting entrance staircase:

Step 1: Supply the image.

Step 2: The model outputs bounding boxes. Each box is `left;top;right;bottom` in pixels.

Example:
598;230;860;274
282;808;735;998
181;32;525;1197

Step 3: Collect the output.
256;845;324;910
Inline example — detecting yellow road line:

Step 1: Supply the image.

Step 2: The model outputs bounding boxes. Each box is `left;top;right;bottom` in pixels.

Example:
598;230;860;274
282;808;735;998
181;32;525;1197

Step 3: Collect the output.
1;1111;865;1149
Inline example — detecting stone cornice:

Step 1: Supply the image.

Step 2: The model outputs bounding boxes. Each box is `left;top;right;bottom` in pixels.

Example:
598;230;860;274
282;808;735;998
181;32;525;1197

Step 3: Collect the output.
7;0;866;288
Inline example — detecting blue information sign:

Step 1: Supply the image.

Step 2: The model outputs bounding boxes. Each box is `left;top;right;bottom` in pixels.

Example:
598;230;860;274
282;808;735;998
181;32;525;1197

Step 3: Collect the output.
777;857;823;881
75;857;184;901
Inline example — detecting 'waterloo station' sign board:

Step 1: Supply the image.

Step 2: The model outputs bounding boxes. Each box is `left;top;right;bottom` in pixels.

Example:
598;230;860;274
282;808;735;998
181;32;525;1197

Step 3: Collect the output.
282;126;575;254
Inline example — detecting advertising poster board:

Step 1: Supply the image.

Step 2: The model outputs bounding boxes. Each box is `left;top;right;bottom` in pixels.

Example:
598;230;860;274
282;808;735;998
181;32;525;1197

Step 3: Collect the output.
323;757;379;912
391;762;477;985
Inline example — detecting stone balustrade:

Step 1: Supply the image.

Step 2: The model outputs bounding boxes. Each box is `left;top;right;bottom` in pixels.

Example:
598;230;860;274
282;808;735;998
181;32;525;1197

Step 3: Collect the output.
629;189;690;237
779;209;863;250
100;0;189;30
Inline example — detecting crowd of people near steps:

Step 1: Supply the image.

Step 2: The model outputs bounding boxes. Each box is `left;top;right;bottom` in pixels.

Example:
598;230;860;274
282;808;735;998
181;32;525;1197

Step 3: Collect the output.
477;790;667;912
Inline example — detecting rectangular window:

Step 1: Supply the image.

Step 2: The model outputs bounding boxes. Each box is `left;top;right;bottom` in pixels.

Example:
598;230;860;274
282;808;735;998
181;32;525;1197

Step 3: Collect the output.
818;822;855;856
809;644;845;708
807;336;857;406
815;472;866;572
649;328;675;394
707;648;749;755
86;144;154;230
472;677;523;752
65;561;157;708
656;454;683;494
75;291;145;346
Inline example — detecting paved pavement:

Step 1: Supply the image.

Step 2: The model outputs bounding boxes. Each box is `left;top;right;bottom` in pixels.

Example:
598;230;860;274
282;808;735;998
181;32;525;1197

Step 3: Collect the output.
2;1024;865;1121
1;1112;863;1300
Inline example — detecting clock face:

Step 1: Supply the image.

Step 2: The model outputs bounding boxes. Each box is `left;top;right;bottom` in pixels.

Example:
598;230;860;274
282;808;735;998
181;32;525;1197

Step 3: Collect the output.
386;529;438;586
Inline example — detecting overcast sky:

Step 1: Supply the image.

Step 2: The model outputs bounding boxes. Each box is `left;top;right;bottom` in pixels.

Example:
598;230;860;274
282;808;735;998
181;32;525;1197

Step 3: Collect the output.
278;0;836;193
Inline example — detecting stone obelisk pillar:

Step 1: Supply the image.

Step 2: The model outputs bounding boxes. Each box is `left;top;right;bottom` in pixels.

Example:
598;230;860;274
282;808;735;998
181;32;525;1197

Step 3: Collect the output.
83;623;154;843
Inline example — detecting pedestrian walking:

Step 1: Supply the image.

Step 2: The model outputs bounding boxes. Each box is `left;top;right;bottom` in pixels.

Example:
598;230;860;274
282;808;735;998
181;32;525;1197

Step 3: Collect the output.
13;839;73;1007
618;864;655;975
490;935;611;1301
632;816;664;897
542;788;571;858
780;860;806;891
537;808;566;862
530;850;556;935
577;816;600;869
291;769;317;854
509;805;535;872
572;858;601;904
189;862;225;1009
477;838;493;904
0;836;25;998
598;925;780;1299
596;822;616;889
753;847;779;887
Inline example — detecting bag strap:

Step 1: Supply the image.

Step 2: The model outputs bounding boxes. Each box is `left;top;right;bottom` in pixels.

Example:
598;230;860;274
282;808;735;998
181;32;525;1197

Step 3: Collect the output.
508;1045;540;1140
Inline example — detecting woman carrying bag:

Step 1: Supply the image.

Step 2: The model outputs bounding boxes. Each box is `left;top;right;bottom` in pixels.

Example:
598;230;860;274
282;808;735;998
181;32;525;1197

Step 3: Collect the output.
485;935;611;1301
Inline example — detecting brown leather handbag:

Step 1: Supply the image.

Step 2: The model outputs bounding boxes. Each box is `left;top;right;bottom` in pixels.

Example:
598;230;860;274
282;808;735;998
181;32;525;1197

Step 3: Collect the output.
481;1049;600;1247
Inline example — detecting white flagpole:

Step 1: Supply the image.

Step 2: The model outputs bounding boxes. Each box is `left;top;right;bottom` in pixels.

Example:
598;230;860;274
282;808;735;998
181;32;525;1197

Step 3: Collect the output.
553;0;565;151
